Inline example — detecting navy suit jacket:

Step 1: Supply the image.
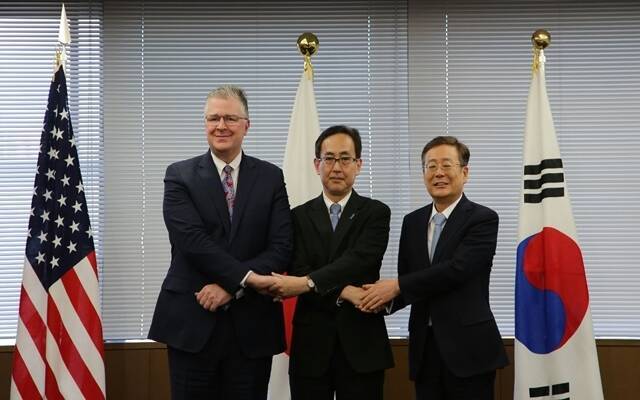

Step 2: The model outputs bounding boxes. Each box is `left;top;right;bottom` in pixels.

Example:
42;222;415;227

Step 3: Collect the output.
148;151;292;358
394;194;508;379
288;192;394;377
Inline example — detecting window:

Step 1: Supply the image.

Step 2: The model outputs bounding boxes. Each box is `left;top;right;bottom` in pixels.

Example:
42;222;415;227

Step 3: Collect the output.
0;0;103;340
410;0;640;337
102;0;409;339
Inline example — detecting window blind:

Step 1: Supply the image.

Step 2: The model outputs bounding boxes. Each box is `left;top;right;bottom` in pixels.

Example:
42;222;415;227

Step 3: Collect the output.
409;0;640;338
103;0;410;339
0;0;103;340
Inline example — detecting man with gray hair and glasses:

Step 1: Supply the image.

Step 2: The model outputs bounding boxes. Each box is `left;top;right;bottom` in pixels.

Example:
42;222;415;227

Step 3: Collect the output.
360;136;508;400
149;85;292;400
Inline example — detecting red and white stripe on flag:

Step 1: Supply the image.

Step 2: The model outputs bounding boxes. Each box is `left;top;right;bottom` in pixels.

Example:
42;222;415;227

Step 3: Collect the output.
10;66;105;400
514;50;603;400
268;68;322;399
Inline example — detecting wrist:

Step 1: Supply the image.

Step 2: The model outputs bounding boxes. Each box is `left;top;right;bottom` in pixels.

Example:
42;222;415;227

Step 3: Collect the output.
245;272;257;287
393;279;401;296
304;276;315;293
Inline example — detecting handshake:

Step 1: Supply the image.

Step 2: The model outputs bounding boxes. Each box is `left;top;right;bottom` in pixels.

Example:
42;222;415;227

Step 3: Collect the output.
195;273;400;313
248;273;402;314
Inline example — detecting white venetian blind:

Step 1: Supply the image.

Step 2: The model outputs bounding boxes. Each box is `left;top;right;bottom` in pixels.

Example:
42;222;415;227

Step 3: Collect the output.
103;0;410;339
0;0;103;340
409;0;640;338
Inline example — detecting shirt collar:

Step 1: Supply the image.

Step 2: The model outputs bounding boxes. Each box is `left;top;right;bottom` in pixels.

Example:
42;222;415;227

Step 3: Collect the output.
210;150;242;176
431;193;463;222
322;190;353;213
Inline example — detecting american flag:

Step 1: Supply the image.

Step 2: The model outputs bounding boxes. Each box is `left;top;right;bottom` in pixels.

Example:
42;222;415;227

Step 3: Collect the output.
10;66;106;400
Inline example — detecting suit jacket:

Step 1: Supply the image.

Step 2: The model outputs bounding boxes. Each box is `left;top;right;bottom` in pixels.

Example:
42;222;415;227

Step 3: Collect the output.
394;194;508;379
148;151;292;358
288;191;394;377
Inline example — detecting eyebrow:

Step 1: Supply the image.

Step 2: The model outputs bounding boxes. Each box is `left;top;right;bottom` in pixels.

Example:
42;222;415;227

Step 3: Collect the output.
426;157;455;163
323;151;355;156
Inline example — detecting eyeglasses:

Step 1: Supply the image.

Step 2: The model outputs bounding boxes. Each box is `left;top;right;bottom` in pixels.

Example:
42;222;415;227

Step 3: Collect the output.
423;161;463;173
205;114;248;127
317;155;359;167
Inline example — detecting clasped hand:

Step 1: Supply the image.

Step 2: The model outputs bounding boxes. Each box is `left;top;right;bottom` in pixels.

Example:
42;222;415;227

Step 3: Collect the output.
245;272;309;300
232;273;401;314
195;283;232;312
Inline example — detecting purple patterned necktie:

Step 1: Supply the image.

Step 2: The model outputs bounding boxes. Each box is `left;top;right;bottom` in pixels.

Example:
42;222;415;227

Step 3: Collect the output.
222;165;235;220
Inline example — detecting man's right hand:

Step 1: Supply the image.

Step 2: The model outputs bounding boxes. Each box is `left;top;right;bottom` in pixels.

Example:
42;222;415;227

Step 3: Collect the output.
195;283;232;312
339;285;367;307
245;272;278;296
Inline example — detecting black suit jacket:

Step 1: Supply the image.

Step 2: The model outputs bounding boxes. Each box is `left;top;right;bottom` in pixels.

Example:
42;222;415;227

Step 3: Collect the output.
288;191;394;377
148;152;292;358
394;194;508;379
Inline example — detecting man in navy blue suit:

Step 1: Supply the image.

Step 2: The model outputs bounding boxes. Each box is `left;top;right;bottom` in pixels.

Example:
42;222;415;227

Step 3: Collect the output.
361;136;508;400
149;85;292;400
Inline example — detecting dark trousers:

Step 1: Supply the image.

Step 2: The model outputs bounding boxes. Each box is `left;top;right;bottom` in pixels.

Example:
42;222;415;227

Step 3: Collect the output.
415;327;495;400
167;312;272;400
290;339;384;400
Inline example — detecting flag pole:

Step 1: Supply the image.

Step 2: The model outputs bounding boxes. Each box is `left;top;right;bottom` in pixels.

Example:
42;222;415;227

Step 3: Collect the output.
297;32;319;81
531;29;550;74
268;32;322;400
54;3;70;75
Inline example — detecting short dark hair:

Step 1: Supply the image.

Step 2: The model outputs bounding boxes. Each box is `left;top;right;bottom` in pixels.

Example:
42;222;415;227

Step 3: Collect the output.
421;136;470;166
315;125;362;159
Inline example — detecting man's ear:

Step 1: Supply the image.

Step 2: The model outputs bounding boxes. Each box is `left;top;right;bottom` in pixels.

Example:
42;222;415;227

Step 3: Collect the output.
355;158;363;175
314;158;321;175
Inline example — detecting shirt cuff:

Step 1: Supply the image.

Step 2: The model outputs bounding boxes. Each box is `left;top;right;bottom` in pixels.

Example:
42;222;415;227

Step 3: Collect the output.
240;270;252;288
236;270;252;299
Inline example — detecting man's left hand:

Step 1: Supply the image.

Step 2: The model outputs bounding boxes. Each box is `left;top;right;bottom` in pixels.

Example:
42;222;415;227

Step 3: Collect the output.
359;279;400;312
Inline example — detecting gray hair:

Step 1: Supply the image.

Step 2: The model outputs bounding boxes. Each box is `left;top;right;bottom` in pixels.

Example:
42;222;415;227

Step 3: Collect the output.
204;85;249;118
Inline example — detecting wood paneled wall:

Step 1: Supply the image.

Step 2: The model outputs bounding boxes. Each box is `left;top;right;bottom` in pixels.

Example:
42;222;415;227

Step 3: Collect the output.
1;339;638;399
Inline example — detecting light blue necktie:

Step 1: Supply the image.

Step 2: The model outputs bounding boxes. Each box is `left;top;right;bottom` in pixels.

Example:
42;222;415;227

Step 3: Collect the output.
430;213;446;261
330;203;341;231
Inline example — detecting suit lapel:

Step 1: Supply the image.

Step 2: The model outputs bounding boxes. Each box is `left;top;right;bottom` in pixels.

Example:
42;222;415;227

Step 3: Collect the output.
229;153;258;242
308;195;333;249
432;194;471;262
329;191;364;259
197;152;231;235
415;205;432;268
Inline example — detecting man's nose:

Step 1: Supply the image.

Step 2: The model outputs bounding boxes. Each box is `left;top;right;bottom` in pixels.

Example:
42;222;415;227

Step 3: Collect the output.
215;118;228;129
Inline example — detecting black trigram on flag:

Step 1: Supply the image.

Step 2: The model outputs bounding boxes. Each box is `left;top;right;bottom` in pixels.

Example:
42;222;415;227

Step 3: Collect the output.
523;158;565;203
529;382;570;399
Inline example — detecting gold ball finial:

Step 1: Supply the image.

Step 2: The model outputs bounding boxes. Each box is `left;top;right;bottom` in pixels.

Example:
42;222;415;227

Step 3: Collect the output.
532;29;551;50
297;32;319;57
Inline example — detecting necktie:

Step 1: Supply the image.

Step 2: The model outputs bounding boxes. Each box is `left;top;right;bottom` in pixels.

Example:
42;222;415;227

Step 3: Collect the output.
430;212;446;261
222;165;235;220
330;203;341;231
